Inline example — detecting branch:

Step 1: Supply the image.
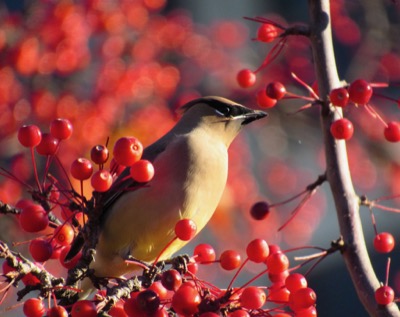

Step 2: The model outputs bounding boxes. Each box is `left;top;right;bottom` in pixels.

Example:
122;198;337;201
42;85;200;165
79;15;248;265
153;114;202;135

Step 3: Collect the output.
308;0;399;316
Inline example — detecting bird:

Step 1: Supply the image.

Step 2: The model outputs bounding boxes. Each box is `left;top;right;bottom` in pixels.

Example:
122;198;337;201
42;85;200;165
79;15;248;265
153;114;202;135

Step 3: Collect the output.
76;96;267;297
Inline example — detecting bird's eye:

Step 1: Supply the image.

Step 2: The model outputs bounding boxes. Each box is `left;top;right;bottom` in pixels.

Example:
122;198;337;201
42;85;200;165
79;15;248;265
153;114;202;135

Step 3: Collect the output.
215;106;231;117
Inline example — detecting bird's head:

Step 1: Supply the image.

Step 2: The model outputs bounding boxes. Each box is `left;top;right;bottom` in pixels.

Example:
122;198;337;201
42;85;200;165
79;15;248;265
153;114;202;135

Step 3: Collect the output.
177;96;267;146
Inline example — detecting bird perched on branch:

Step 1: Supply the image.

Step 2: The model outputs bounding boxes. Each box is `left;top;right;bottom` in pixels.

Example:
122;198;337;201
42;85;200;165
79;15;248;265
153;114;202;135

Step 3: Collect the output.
75;96;267;297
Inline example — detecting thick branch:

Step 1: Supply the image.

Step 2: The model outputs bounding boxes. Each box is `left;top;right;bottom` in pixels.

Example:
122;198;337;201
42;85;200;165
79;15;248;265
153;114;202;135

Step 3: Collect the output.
308;0;399;316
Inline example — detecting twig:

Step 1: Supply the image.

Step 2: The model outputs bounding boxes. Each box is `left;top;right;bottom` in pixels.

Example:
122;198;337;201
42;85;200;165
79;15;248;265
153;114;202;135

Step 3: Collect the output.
308;0;399;315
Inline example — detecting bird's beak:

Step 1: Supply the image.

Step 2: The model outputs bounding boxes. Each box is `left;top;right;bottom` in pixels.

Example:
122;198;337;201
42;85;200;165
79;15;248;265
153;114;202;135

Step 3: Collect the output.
241;109;268;125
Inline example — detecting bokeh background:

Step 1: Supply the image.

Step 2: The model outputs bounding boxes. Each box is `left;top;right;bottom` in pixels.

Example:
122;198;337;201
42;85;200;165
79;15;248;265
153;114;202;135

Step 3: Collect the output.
0;0;400;316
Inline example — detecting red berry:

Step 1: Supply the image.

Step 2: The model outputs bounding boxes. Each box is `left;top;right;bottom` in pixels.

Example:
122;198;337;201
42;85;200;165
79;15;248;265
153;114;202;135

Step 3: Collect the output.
348;79;373;105
91;170;113;192
246;238;269;263
109;302;127;317
257;24;278;43
71;300;97;317
148;281;169;300
330;118;354;140
50;118;73;140
19;204;49;232
220;250;241;270
268;270;289;284
90;145;109;164
136;290;160;315
295;307;317;317
175;219;197;241
250;201;270;220
70;158;93;180
256;89;277;109
375;285;395;305
240;286;266;309
123;295;141;316
237;69;256;88
171;284;201;316
384;122;400;142
373;232;395;253
193;243;216;263
285;273;308;292
29;238;53;262
36;133;59;155
59;245;82;269
113;136;143;166
289;287;317;311
23;298;46;317
266;82;286;100
48;306;68;317
187;262;198;275
161;269;182;291
130;160;155;183
329;87;349;107
268;282;290;303
228;310;250;317
53;224;75;246
18;125;42;147
266;252;289;274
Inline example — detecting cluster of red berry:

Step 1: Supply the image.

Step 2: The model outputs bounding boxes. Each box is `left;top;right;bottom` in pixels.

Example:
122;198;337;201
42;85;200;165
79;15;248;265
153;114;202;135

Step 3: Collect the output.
237;23;400;145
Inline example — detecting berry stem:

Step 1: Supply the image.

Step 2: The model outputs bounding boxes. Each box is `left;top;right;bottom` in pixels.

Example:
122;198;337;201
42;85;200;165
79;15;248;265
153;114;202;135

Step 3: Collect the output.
30;147;42;193
385;258;391;286
364;104;388;127
309;0;399;315
227;258;249;290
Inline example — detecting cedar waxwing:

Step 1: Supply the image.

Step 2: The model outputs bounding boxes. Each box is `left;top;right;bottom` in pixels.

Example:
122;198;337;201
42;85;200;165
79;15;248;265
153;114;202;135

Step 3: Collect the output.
79;96;267;296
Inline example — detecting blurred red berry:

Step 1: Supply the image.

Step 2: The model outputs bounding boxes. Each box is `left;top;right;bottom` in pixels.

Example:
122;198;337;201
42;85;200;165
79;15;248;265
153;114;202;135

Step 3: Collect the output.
220;249;241;270
50;118;73;140
36;133;59;155
90;144;109;164
330;118;354;140
19;204;49;232
175;219;197;241
113;136;143;166
375;285;394;305
329;87;349;107
161;269;182;291
130;159;155;183
373;232;395;253
193;243;216;263
348;79;373;105
240;286;266;309
289;287;317;311
237;69;256;88
266;252;289;274
250;201;270;220
29;238;53;262
91;170;113;192
53;224;75;246
71;300;97;317
18;125;42;148
256;89;277;109
257;24;278;43
23;298;46;317
384;122;400;142
285;273;308;292
246;238;269;263
47;306;68;317
266;82;286;100
70;158;93;180
171;284;201;316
